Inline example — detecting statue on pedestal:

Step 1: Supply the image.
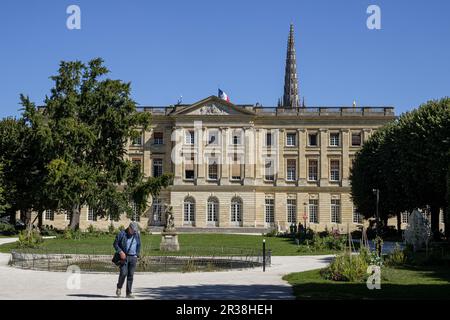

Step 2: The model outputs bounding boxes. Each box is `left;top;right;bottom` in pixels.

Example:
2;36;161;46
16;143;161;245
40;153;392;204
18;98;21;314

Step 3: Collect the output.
163;203;175;232
160;202;180;251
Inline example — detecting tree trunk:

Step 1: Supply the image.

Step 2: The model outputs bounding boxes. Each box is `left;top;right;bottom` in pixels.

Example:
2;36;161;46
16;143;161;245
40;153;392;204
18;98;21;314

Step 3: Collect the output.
396;212;402;236
430;205;441;241
69;204;80;230
7;207;16;225
25;209;33;237
37;210;43;229
19;209;26;223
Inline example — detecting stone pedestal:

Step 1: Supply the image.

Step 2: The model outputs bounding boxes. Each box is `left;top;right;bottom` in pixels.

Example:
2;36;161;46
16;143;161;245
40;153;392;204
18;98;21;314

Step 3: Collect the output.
160;232;180;251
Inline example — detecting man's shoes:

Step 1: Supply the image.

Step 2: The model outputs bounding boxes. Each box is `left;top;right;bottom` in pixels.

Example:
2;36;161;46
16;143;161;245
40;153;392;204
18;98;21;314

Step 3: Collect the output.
116;288;121;297
126;294;135;299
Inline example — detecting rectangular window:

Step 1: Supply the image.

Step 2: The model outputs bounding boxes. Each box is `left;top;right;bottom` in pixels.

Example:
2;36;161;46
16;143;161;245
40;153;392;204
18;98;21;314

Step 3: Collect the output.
309;199;319;224
208;130;219;145
331;199;341;223
401;212;409;224
152;199;162;223
185;130;195;145
153;132;164;145
308;159;318;181
353;208;363;224
184;201;195;223
208;158;218;180
286;133;296;146
286;159;296;181
308;133;318;146
266;132;273;146
207;200;218;222
264;159;274;181
330;133;340;146
287;199;297;223
351;132;362;146
45;209;54;221
265;198;275;223
66;211;72;222
132;135;142;146
184;155;195;180
153;159;163;177
87;207;97;221
330;160;340;181
231;155;241;180
232;133;241;145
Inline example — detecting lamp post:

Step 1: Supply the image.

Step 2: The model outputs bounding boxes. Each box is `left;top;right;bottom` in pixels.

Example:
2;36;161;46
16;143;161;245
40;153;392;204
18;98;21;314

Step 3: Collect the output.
263;239;266;272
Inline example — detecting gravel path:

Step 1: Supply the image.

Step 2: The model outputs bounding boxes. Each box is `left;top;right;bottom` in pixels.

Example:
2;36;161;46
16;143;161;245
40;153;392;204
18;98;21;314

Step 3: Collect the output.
0;237;333;300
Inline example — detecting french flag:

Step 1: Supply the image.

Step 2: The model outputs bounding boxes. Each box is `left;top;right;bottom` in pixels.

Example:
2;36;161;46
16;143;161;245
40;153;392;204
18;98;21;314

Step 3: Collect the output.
218;89;230;102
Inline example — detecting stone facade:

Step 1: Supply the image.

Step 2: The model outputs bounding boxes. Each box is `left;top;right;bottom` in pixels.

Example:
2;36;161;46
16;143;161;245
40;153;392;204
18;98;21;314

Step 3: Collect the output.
29;24;444;234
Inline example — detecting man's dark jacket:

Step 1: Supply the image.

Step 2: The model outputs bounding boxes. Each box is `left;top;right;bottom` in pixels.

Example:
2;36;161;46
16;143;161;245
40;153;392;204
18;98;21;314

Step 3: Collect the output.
113;230;141;257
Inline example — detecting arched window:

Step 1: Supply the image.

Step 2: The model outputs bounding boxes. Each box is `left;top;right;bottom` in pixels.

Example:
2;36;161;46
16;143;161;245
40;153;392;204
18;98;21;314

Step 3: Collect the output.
207;197;219;224
183;197;195;225
230;197;243;225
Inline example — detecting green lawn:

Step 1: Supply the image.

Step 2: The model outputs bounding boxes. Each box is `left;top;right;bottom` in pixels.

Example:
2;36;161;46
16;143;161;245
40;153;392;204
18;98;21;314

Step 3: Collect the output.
0;233;338;256
283;266;450;299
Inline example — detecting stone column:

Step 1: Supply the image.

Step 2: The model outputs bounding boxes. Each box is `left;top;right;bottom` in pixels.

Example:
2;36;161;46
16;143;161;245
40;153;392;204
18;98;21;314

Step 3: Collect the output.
243;126;255;185
297;128;307;186
363;128;372;144
196;124;205;185
143;127;153;178
276;129;286;186
164;126;173;176
319;128;329;187
341;129;350;187
220;127;230;185
254;129;263;184
173;127;183;185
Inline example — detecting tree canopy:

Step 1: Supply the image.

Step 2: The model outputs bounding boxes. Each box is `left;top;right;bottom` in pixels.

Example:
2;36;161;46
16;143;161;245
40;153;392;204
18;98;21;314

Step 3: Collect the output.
1;58;172;230
350;98;450;240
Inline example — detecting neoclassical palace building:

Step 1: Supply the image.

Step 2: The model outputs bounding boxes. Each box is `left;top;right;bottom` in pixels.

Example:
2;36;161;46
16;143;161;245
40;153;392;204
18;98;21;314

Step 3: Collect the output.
39;25;402;232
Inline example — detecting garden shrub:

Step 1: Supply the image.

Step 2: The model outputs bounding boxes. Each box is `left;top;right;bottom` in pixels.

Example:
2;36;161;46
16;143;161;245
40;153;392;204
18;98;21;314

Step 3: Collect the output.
384;243;405;266
0;222;16;235
17;230;43;248
321;253;368;282
40;225;58;237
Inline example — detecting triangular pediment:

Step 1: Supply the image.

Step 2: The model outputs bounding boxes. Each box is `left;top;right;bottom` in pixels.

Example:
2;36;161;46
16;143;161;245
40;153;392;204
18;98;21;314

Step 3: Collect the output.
171;96;255;116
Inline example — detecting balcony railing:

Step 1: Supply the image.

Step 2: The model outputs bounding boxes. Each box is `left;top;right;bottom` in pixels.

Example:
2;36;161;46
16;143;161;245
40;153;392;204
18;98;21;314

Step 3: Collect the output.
137;105;395;117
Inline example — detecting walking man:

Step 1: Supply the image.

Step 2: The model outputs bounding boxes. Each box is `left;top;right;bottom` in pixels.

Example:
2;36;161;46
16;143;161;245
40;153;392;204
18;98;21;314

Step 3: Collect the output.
113;222;141;298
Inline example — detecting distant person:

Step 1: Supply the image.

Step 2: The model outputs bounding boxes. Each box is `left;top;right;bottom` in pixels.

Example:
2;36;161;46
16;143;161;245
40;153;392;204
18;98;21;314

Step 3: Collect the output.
113;222;141;298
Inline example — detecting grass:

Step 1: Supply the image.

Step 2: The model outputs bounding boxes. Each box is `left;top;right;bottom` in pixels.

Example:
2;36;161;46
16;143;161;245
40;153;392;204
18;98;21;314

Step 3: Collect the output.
283;265;450;300
0;233;340;256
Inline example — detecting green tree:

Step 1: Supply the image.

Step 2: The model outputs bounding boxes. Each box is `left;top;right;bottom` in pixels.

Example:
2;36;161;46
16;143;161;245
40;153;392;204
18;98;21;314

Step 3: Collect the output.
23;58;170;229
351;98;450;240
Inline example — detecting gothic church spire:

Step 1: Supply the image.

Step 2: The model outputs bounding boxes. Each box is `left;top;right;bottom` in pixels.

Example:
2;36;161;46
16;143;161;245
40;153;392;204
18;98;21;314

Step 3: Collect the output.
282;24;300;108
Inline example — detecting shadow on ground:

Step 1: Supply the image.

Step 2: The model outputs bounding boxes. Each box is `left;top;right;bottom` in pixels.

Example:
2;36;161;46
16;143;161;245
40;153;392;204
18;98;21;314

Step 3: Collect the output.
133;284;294;300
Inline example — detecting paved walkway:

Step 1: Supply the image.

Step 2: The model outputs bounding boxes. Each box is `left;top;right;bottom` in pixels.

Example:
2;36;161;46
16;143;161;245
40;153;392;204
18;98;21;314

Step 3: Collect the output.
0;238;333;300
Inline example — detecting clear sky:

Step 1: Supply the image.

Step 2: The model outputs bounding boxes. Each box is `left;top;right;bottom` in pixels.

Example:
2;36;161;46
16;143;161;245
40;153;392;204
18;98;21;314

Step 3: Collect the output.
0;0;449;118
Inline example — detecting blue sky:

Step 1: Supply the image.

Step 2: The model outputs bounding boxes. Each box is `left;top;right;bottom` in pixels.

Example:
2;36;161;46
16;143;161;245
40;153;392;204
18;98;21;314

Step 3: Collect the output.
0;0;449;118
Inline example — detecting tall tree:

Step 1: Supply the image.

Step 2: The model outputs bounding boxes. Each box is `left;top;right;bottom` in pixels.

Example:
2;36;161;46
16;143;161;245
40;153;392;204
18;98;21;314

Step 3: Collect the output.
351;98;450;240
23;58;170;229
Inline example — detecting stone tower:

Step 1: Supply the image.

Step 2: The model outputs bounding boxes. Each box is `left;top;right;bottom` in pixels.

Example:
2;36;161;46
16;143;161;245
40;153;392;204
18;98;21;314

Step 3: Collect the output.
282;24;300;108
